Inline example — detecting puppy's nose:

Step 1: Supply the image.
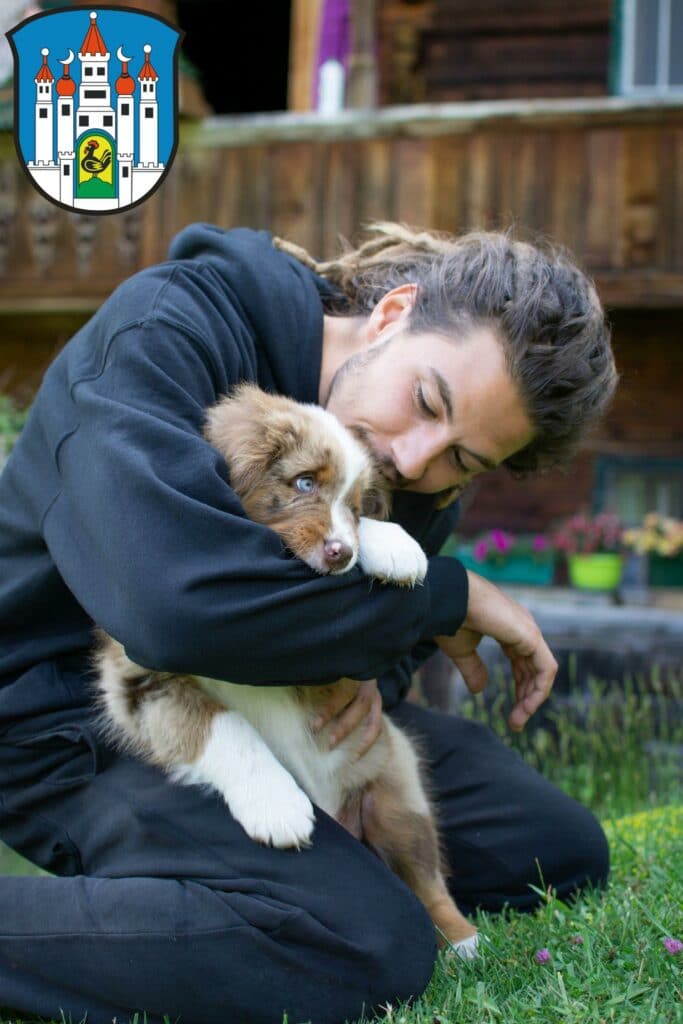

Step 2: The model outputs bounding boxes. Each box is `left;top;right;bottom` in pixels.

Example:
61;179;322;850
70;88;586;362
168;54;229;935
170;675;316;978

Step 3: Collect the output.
324;539;353;571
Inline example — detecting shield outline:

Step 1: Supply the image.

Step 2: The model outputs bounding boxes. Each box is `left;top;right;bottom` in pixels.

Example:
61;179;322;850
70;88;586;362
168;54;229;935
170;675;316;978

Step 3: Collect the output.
6;4;184;216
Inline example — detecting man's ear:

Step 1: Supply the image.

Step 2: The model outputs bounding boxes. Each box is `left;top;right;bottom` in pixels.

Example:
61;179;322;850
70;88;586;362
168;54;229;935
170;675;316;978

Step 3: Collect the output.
204;383;303;498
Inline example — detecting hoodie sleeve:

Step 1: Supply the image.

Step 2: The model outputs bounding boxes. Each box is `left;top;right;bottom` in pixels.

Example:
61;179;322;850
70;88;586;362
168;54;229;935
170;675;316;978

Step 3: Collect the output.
41;316;468;687
378;501;467;709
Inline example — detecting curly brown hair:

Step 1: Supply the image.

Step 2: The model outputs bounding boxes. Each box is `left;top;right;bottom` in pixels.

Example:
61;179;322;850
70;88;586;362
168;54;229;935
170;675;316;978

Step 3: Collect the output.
274;222;618;478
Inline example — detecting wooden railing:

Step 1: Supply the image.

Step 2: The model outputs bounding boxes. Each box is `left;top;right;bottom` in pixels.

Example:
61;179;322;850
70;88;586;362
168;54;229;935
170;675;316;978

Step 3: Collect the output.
1;95;682;312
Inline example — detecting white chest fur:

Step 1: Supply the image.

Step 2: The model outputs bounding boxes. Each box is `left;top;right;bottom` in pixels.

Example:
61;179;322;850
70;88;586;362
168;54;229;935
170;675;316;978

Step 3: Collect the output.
196;677;377;818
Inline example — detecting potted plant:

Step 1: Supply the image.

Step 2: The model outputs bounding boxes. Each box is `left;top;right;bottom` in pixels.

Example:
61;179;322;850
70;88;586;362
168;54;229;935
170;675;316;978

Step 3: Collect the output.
0;394;29;471
552;512;624;590
442;528;556;585
622;513;683;587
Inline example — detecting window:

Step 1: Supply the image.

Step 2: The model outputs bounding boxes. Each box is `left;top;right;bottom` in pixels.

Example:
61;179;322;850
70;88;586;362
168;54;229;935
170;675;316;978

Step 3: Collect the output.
122;166;129;178
104;115;113;126
121;103;129;115
615;0;683;94
85;67;93;76
61;104;69;115
63;164;70;176
79;115;89;126
39;108;47;118
84;90;107;99
97;67;105;75
595;456;683;525
145;107;153;117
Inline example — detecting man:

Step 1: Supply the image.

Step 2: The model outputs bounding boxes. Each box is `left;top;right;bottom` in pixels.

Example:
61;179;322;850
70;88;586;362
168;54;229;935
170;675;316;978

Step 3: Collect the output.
0;222;616;1024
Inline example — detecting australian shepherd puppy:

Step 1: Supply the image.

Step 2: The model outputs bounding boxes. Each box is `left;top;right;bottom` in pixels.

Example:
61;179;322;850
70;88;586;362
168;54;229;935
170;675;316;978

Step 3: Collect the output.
93;383;478;956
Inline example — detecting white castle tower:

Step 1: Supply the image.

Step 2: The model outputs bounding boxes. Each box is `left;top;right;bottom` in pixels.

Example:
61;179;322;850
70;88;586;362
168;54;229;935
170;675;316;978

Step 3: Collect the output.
33;48;54;164
77;11;113;133
137;44;160;166
56;51;76;205
115;48;135;208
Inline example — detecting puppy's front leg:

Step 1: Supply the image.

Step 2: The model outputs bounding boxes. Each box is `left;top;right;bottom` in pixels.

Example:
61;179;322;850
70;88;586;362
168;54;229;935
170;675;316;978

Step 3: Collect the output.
172;711;316;850
358;517;428;587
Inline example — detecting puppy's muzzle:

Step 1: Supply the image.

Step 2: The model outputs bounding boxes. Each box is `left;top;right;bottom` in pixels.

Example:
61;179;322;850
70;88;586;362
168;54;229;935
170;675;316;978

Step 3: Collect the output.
323;539;353;572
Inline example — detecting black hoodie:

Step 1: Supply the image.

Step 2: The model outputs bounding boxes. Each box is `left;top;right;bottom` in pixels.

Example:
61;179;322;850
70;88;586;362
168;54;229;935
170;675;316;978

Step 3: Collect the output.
0;225;468;722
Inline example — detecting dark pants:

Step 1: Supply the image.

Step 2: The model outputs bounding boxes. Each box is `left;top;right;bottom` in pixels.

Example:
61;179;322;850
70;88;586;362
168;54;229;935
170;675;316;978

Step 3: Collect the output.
0;664;609;1024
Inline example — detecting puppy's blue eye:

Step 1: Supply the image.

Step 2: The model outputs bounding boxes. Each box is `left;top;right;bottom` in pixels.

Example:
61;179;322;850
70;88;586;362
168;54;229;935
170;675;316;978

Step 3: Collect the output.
294;475;317;494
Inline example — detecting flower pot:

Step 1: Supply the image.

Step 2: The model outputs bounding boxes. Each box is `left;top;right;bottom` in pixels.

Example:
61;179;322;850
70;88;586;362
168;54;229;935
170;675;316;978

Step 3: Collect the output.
648;554;683;587
443;543;555;585
567;553;623;590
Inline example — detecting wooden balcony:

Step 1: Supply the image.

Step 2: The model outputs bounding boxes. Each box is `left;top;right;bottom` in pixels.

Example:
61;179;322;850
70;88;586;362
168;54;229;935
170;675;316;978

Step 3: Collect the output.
1;95;682;313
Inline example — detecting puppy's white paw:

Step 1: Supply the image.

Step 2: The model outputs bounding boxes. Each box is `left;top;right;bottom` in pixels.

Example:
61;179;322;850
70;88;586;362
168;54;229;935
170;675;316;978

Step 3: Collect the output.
229;771;316;850
358;518;428;587
171;711;316;850
448;933;480;960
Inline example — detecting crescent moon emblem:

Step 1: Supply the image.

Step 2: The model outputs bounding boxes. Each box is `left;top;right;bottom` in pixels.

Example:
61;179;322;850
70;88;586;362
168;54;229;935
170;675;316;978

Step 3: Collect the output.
117;46;133;63
60;49;75;66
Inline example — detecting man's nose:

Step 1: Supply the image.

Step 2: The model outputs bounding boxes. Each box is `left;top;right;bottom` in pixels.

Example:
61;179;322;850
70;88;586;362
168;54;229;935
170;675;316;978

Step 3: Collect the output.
390;430;440;482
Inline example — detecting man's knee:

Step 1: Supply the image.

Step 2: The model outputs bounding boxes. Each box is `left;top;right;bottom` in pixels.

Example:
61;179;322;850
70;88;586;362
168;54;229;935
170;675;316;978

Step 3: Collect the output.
551;797;610;899
169;878;438;1024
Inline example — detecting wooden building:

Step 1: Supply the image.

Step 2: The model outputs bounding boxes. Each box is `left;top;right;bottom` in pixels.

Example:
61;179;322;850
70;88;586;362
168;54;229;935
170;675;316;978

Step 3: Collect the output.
0;0;681;536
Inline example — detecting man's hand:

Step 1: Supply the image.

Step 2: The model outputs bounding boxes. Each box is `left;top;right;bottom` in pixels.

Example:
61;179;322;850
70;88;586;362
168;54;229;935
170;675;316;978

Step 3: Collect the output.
310;678;383;759
436;570;559;732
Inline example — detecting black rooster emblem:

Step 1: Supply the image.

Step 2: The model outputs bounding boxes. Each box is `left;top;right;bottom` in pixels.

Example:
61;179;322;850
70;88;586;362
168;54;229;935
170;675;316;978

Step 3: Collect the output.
81;139;112;178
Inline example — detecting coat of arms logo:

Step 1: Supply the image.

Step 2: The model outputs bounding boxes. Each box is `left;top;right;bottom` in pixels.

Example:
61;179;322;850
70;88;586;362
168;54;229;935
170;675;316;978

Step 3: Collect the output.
7;5;182;214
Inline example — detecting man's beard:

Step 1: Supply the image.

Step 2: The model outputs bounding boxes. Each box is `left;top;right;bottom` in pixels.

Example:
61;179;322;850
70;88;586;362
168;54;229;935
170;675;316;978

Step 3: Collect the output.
323;336;408;487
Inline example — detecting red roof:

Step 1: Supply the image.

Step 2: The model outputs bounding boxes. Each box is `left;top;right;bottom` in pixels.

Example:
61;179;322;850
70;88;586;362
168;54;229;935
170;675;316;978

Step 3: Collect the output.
80;12;108;57
116;62;136;96
138;46;158;81
56;66;76;96
35;50;53;82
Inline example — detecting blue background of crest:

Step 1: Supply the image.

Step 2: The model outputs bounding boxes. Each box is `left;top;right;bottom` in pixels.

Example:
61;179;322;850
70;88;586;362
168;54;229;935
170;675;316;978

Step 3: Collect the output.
10;7;179;165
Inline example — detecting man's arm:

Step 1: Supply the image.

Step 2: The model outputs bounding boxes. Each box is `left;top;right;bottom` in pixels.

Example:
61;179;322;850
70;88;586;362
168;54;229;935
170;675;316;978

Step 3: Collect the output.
41;319;467;686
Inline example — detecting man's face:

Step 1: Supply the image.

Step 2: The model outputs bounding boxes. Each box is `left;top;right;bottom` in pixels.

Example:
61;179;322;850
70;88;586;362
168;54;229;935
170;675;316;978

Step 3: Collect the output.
324;324;535;499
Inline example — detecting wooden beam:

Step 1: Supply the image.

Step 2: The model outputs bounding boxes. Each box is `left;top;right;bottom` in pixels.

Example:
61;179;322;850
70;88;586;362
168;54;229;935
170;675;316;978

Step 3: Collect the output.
288;0;324;111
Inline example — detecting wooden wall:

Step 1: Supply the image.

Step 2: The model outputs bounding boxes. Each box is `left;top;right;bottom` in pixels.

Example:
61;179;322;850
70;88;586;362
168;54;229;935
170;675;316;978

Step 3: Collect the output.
457;309;683;535
378;0;613;106
2;101;682;320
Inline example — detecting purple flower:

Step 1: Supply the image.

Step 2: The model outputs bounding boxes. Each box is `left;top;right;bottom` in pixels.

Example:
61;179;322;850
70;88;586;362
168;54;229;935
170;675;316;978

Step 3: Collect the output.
663;937;682;954
491;529;513;554
571;934;584;946
473;540;489;562
535;948;551;964
532;534;549;553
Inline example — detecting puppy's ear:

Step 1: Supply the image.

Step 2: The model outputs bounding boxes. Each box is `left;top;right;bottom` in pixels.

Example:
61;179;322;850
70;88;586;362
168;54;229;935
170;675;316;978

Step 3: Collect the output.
204;383;304;499
362;478;392;521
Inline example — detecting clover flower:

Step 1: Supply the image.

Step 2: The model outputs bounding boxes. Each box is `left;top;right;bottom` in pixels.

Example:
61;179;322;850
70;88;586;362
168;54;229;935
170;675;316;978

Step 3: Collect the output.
535;948;551;964
663;937;682;954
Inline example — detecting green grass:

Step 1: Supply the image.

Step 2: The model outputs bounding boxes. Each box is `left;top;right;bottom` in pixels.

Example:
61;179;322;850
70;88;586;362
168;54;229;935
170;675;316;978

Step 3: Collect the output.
360;806;682;1024
1;671;681;1024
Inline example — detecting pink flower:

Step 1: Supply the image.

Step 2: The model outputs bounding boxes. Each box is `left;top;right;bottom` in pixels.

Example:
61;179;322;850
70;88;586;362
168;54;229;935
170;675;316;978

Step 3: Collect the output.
491;529;513;554
535;948;551;964
532;534;549;553
570;934;584;945
473;540;489;562
663;937;682;954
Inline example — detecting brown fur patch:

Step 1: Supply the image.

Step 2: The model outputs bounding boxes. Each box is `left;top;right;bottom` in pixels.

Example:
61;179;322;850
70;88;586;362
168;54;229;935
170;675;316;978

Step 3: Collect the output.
361;777;476;946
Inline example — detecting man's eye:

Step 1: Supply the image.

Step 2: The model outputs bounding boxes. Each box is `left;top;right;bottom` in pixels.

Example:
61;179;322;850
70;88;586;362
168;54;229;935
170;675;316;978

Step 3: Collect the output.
294;475;317;494
415;383;437;418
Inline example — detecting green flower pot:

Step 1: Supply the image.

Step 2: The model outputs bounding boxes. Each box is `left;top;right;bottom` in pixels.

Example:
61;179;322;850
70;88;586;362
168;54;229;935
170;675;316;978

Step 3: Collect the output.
648;554;683;587
567;553;623;590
